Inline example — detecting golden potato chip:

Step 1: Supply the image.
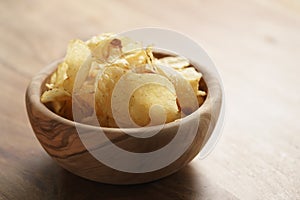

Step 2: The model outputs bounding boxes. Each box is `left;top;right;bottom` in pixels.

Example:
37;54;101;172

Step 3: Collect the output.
54;62;68;88
177;67;202;94
197;90;206;106
41;88;71;103
110;72;179;127
118;36;143;54
129;84;180;127
87;35;122;63
86;33;114;51
45;83;54;90
156;65;199;115
123;50;147;67
95;66;128;127
157;56;190;69
50;71;57;85
64;39;90;93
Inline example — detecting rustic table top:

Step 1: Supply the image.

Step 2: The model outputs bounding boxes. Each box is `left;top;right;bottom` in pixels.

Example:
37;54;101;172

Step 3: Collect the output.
1;0;299;199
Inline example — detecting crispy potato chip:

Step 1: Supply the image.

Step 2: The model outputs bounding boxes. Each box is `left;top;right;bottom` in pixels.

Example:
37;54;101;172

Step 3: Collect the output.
50;71;57;84
45;83;54;90
123;50;147;67
197;90;206;106
41;88;71;103
157;56;190;69
95;66;128;127
197;90;206;96
118;36;143;54
110;72;178;128
64;39;90;93
177;67;202;94
54;62;68;88
129;84;180;127
155;65;199;115
86;33;114;51
87;35;122;63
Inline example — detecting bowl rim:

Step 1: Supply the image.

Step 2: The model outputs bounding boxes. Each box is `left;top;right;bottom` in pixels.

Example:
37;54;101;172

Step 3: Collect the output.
27;57;222;133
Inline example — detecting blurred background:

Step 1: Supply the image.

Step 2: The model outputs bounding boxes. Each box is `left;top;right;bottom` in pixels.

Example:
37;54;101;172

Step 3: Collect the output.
0;0;299;199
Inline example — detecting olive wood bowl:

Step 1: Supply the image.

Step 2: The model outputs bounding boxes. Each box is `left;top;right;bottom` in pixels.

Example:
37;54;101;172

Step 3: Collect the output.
26;58;223;185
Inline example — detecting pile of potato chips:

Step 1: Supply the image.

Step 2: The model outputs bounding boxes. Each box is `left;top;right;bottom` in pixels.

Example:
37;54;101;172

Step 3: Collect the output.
41;33;206;128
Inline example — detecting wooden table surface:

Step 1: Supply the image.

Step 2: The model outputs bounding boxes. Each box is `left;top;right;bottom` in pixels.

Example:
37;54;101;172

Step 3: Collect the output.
1;0;300;199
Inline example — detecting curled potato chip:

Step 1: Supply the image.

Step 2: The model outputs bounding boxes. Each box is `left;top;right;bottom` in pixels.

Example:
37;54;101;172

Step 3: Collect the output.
156;57;205;107
123;50;147;67
86;34;123;64
41;88;71;103
110;71;179;128
95;66;128;127
86;33;114;51
118;36;143;54
177;67;202;94
156;56;190;69
197;90;206;106
64;39;90;93
50;71;57;85
129;84;180;127
54;62;68;88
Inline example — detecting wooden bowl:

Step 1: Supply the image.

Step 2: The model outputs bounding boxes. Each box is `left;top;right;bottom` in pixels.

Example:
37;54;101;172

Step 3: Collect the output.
26;58;224;185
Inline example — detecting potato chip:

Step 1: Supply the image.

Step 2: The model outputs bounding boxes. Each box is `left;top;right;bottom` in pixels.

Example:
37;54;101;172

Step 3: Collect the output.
129;84;180;127
64;39;90;93
86;33;114;51
87;35;123;64
95;66;128;127
177;67;202;94
156;58;206;107
50;71;57;85
41;88;71;103
54;62;68;88
118;36;143;54
197;90;206;106
156;56;190;69
110;71;179;128
123;50;147;67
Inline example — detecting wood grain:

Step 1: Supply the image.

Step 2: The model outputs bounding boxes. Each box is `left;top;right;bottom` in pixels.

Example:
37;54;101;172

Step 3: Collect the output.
1;0;300;199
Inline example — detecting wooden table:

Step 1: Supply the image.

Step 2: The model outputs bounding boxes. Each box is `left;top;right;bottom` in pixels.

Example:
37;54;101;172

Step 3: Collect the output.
1;0;299;199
